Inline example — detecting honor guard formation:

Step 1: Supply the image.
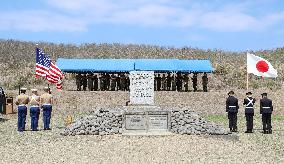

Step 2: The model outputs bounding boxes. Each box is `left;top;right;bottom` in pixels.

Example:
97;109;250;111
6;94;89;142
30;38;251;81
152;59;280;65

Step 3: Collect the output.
75;72;208;92
15;87;53;132
226;91;273;134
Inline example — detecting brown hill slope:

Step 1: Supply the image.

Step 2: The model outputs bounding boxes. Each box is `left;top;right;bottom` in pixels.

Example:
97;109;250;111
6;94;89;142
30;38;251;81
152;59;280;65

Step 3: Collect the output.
0;39;283;90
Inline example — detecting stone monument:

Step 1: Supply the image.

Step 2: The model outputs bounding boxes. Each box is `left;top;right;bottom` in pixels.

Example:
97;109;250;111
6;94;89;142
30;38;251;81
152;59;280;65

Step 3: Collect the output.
124;71;171;135
61;72;231;136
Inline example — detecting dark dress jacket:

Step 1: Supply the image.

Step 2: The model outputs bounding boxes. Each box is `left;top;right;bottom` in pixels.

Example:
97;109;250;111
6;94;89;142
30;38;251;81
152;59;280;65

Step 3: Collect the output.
260;98;273;114
226;96;239;113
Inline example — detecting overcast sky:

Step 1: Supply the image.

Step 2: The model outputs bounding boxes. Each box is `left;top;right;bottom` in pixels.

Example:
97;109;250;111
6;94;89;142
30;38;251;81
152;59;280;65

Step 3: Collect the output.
1;0;284;51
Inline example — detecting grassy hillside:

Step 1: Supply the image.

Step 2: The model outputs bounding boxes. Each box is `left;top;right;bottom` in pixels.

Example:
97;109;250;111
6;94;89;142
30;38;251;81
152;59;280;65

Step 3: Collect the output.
0;39;283;90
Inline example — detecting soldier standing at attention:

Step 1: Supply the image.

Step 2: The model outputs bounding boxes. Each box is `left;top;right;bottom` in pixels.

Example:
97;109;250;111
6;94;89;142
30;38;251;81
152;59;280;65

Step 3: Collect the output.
202;73;208;92
99;74;104;91
243;92;256;133
29;89;40;131
15;88;29;132
116;73;121;91
75;74;82;91
154;74;157;91
126;74;130;91
260;93;273;134
110;74;116;91
81;74;87;91
162;74;167;91
192;73;198;92
176;73;183;92
87;73;94;91
105;73;111;91
156;74;162;91
226;91;239;132
171;74;176;91
120;74;127;91
103;73;108;91
166;73;171;91
93;74;98;91
0;87;5;113
183;74;189;92
40;87;53;130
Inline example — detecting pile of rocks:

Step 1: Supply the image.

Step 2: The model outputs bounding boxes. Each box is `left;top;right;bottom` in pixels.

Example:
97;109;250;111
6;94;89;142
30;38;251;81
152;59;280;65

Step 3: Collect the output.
171;110;230;135
61;108;123;136
61;107;230;136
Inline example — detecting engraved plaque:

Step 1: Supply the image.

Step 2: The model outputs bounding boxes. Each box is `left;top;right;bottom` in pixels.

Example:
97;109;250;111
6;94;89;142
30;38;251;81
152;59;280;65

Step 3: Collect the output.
129;71;154;105
148;115;168;130
125;115;146;130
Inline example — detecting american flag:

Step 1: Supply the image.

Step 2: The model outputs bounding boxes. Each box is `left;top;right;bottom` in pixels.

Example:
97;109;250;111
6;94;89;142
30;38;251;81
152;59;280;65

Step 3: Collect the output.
36;48;64;90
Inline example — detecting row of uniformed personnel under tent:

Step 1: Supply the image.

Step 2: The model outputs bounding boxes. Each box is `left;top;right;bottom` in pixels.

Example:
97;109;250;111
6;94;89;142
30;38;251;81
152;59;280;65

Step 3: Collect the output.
74;73;208;92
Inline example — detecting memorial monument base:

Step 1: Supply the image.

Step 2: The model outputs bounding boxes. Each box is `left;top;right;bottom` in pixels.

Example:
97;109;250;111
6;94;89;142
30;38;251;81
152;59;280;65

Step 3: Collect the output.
61;106;231;136
122;106;171;135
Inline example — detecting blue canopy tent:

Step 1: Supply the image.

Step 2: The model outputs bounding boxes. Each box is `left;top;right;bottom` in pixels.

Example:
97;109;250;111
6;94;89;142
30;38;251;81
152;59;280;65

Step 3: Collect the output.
57;58;135;73
134;59;182;72
179;60;213;73
56;58;213;73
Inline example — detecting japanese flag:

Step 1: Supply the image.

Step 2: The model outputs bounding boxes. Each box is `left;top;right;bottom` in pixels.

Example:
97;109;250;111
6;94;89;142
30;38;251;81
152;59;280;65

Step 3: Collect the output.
247;53;277;78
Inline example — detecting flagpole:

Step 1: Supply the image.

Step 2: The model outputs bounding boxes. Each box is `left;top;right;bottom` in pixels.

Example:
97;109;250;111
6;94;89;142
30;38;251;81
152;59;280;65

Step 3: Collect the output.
246;72;249;91
246;50;249;91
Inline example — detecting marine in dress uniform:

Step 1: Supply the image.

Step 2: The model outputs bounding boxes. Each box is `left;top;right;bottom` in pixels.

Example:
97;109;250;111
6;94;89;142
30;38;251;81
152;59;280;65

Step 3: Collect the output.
40;87;53;130
202;73;208;92
226;91;239;132
243;92;256;133
260;93;273;134
15;88;29;132
29;89;40;131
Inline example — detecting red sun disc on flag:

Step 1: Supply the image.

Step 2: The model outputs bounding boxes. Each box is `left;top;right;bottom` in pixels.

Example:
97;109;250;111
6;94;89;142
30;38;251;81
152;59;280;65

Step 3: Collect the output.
256;60;269;73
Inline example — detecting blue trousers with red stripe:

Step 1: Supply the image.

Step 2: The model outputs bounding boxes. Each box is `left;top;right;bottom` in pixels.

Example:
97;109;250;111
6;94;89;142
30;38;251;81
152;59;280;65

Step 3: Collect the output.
42;105;52;129
17;106;27;132
30;106;40;131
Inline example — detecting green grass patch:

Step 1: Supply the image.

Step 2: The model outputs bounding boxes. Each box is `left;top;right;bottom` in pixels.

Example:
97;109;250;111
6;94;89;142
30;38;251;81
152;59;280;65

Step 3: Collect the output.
203;115;227;124
272;115;284;121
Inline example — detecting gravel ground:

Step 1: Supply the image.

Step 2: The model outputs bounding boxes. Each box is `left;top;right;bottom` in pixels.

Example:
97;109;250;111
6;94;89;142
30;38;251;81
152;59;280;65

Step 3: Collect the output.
0;89;284;163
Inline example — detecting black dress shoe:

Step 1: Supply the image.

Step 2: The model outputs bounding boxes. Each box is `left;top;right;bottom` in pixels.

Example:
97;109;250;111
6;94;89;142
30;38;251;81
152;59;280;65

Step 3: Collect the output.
232;129;238;132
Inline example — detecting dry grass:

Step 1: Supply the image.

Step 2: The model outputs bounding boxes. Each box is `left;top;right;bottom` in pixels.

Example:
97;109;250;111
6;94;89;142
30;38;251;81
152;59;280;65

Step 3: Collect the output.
0;89;283;163
1;39;284;90
1;39;284;163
